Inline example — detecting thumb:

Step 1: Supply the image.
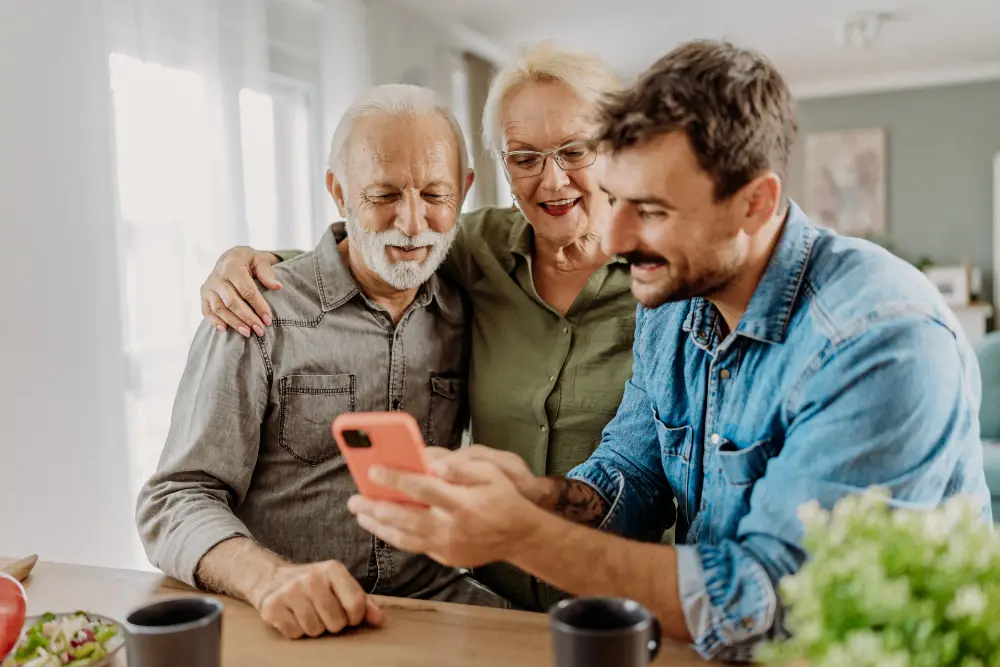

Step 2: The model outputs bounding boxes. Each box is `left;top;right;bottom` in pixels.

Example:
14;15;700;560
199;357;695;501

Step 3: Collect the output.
253;256;283;291
365;597;385;626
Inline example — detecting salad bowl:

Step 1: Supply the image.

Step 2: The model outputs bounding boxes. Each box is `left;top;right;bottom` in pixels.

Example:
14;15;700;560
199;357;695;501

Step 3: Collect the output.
2;611;125;667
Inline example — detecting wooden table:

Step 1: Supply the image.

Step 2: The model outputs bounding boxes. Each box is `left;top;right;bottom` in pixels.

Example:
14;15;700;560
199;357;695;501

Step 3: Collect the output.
3;558;714;666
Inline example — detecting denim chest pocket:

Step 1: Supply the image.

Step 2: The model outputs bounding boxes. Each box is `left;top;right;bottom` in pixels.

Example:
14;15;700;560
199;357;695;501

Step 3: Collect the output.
425;374;466;447
652;411;693;461
717;437;779;486
278;374;356;465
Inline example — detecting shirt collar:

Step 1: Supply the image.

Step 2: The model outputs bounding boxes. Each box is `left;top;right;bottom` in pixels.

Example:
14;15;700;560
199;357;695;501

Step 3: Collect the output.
682;200;816;346
314;222;443;313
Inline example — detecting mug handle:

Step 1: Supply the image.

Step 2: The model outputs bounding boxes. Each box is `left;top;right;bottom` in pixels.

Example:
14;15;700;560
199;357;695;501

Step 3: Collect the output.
647;617;662;660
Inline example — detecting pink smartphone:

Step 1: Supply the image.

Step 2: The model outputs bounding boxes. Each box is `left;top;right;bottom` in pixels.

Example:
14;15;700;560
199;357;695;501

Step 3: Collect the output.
332;411;430;505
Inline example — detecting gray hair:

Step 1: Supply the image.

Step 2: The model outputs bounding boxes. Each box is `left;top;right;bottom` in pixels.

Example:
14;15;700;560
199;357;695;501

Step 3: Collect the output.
327;84;470;193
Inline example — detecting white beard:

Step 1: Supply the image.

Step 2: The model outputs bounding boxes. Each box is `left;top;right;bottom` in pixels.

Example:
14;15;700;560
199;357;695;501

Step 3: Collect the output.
344;212;458;290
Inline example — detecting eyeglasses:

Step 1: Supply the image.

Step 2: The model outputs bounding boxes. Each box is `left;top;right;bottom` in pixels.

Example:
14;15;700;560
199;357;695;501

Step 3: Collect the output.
500;141;597;179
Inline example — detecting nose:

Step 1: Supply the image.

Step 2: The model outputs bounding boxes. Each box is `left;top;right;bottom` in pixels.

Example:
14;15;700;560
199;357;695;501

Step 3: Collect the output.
539;155;570;191
600;204;636;258
394;190;427;237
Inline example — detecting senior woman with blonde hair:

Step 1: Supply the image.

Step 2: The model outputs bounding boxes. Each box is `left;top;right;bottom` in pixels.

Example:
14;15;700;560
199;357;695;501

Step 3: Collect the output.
195;43;637;611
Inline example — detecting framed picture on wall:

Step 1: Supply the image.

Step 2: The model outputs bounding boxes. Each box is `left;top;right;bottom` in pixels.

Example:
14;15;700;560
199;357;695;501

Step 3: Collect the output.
803;128;887;237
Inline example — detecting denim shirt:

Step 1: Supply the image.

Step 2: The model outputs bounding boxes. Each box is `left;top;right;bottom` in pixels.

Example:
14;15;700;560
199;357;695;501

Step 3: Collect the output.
567;202;993;661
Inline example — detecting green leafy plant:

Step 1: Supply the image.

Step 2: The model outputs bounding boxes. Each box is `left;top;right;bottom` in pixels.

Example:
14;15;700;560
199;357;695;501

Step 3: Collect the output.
758;488;1000;667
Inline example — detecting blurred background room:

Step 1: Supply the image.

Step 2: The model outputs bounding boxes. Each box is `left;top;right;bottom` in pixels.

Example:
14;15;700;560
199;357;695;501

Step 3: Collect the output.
1;0;999;570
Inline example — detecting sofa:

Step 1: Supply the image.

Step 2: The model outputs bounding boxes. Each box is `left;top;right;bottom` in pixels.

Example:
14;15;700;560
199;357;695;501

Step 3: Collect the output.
974;331;1000;520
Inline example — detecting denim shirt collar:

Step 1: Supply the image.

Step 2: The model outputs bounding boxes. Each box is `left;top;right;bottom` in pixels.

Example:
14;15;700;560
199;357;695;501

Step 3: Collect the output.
315;222;442;313
682;200;816;346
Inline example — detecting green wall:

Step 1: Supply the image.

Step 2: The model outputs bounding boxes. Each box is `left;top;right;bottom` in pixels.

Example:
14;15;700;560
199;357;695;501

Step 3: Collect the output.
787;80;1000;301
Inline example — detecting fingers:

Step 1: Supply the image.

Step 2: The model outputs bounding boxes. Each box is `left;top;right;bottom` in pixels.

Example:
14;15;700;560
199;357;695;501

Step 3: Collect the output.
423;446;453;464
217;278;266;336
369;467;463;510
231;269;273;327
258;561;375;640
365;597;385;626
284;586;326;638
253;255;284;291
355;514;426;554
259;594;305;639
207;292;252;337
429;459;502;487
325;562;369;627
201;305;230;333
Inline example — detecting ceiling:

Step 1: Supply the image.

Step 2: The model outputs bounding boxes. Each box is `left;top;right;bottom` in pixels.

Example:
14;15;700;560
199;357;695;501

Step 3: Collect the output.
398;0;1000;97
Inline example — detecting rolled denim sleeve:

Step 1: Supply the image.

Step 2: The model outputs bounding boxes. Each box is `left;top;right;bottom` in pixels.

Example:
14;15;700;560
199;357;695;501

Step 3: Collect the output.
686;315;988;660
135;321;270;586
567;307;677;541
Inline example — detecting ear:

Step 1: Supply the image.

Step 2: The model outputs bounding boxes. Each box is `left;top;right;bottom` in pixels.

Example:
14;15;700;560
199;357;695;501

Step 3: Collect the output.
739;173;782;234
327;171;348;218
464;169;476;194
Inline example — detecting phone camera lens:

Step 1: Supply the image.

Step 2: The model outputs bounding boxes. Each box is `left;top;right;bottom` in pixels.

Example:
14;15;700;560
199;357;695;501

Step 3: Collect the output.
343;429;372;448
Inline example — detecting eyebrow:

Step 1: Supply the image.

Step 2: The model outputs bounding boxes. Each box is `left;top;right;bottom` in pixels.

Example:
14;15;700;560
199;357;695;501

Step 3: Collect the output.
599;184;676;210
505;134;587;151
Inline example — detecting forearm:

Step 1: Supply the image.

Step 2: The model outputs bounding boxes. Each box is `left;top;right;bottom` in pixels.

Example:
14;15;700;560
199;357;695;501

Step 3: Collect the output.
195;536;286;607
509;508;690;642
530;476;610;527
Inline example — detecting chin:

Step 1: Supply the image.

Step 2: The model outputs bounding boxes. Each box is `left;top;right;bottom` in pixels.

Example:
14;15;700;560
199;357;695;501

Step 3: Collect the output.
531;213;591;246
630;280;680;309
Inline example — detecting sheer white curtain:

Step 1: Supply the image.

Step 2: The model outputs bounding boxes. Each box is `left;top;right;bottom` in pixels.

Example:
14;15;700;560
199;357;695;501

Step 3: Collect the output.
102;0;315;511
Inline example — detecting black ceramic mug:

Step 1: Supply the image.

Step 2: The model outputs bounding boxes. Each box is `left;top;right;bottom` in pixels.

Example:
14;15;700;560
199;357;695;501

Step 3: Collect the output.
124;597;223;667
549;597;662;667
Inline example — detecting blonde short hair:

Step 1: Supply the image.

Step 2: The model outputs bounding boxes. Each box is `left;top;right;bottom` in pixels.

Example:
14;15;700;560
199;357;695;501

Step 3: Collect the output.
482;42;622;155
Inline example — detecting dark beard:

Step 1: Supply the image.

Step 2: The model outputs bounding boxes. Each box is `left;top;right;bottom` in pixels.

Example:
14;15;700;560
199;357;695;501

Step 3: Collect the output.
632;261;739;308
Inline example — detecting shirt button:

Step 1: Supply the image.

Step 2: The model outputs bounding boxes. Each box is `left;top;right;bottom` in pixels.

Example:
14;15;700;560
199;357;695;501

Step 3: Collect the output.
548;376;555;382
562;327;570;334
719;368;731;379
710;433;720;445
540;425;548;433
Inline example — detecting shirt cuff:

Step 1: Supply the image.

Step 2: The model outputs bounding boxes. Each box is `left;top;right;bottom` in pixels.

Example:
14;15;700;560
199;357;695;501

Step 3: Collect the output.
167;511;252;588
675;544;714;642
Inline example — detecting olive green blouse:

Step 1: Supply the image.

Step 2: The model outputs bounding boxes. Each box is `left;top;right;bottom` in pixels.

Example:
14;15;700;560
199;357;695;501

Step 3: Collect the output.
277;206;637;610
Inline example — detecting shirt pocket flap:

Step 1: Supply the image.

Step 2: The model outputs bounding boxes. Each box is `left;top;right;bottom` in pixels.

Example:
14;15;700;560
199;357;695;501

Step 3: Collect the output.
718;437;777;486
282;374;354;393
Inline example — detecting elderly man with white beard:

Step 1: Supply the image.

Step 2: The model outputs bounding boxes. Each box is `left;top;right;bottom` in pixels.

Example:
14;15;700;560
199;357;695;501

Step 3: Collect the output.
136;84;505;641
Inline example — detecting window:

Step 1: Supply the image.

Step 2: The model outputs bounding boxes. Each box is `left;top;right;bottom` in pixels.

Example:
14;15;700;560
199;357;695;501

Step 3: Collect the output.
108;52;319;498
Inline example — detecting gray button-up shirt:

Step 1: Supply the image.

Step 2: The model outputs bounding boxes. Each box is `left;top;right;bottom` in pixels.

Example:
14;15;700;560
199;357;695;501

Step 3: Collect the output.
137;224;503;606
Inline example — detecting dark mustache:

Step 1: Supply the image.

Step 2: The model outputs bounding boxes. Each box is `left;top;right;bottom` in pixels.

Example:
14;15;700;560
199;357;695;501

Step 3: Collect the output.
620;251;668;265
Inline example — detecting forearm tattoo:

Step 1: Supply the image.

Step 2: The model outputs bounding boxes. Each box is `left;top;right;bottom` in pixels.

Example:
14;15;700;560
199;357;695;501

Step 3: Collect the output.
551;478;610;528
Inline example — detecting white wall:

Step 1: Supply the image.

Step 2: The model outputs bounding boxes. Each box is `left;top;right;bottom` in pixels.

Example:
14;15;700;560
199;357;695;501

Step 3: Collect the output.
0;0;139;567
366;0;469;109
0;0;488;570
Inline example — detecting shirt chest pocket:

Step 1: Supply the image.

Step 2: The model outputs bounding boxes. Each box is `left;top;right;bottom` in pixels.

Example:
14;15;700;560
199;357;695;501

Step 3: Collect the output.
717;437;779;487
279;374;356;465
652;411;693;461
425;374;466;447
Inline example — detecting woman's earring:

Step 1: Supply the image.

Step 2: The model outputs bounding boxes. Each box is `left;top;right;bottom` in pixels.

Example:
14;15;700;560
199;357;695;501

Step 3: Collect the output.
510;192;521;213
